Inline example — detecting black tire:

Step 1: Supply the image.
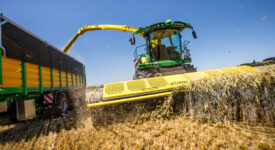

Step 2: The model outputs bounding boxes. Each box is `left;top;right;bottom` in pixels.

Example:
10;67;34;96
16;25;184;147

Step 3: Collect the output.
134;68;161;79
0;103;17;125
43;92;70;117
8;103;18;123
134;64;197;80
183;64;197;72
0;118;12;125
56;92;69;115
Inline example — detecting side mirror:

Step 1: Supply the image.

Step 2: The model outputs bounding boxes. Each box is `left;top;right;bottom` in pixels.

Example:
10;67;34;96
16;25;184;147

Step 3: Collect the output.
192;30;197;39
129;35;135;45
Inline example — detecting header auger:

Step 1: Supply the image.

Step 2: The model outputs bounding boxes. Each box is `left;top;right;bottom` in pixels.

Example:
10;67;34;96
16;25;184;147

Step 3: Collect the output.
62;20;258;108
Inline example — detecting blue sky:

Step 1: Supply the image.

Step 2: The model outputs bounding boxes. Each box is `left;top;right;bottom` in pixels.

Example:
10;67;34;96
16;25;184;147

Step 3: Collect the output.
1;0;275;86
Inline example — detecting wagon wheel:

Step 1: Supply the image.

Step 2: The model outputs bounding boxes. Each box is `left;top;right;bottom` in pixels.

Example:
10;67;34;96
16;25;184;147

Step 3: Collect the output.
56;92;69;114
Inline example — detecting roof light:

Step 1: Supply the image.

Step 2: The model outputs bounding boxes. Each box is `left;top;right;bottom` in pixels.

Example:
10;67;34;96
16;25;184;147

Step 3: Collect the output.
166;19;172;24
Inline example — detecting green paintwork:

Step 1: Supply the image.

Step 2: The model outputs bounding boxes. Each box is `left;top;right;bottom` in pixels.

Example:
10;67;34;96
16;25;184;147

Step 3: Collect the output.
0;114;9;120
133;20;195;71
0;56;86;121
0;50;2;86
183;58;192;63
72;74;74;86
139;59;183;69
39;66;43;93
66;72;69;87
1;87;48;95
83;66;86;86
0;19;87;121
60;71;62;87
22;61;27;95
135;21;193;35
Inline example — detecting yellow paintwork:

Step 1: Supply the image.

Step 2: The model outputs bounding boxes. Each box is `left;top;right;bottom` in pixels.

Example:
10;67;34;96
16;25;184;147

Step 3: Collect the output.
76;74;79;86
1;56;84;88
26;63;39;87
1;57;22;87
87;66;258;108
141;57;147;64
62;25;144;53
79;75;82;85
87;91;173;108
61;71;67;87
68;73;72;86
41;66;51;87
80;76;83;86
52;69;60;87
77;75;80;86
166;19;172;24
72;74;75;85
151;39;158;48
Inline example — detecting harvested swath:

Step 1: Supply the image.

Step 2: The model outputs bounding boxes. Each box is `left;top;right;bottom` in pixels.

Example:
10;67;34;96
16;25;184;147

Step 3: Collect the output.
0;115;274;149
90;97;164;126
143;65;275;125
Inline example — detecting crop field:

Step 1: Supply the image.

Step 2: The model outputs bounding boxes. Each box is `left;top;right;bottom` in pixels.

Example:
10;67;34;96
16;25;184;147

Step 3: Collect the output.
0;65;274;150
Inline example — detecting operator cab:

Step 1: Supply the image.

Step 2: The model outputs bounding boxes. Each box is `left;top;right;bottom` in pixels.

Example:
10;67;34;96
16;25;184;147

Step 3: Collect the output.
131;20;197;73
148;29;182;61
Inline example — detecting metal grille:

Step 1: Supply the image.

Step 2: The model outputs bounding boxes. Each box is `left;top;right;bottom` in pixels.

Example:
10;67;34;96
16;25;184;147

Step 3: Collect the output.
105;83;124;95
147;78;168;88
127;80;146;91
203;70;223;76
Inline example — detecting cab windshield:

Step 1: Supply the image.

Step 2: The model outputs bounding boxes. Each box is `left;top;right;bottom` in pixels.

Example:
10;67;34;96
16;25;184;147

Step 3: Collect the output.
149;29;182;61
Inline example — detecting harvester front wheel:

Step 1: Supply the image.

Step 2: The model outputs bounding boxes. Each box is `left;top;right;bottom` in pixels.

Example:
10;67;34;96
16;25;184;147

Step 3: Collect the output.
134;68;160;79
134;64;197;79
183;64;197;72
